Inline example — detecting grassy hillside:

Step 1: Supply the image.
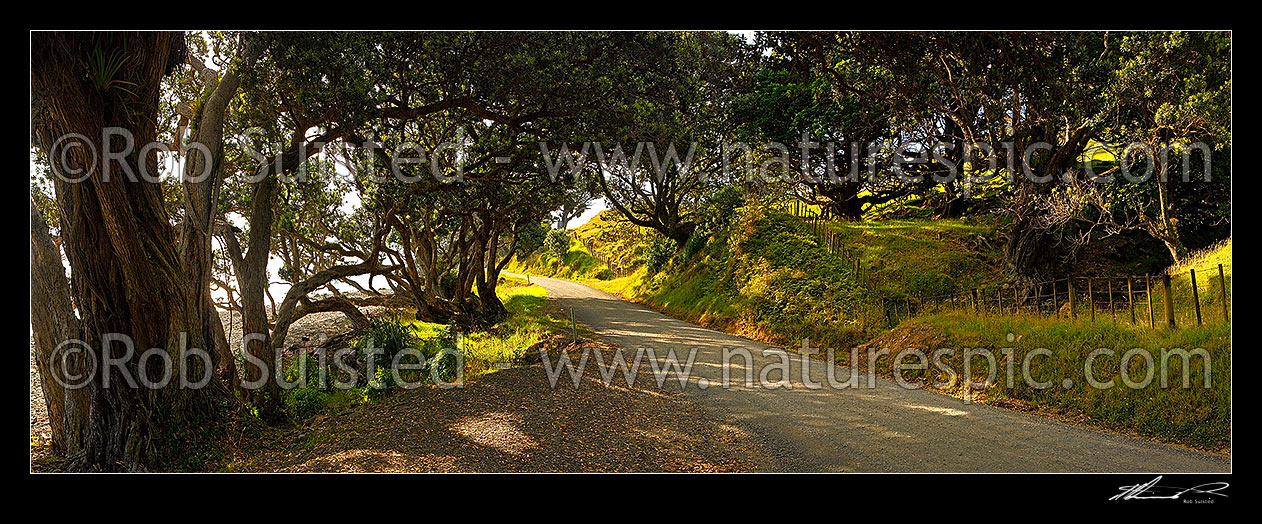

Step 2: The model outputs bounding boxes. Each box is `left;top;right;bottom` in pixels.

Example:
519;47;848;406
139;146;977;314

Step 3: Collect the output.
1164;238;1233;327
571;210;654;269
506;237;614;281
846;238;1232;451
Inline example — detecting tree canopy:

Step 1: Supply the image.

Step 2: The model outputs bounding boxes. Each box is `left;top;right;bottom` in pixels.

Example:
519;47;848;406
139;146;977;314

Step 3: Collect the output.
29;30;1230;471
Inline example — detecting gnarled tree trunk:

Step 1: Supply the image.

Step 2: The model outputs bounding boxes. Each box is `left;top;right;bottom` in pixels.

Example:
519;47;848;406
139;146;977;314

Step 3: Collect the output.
29;198;88;456
32;31;232;471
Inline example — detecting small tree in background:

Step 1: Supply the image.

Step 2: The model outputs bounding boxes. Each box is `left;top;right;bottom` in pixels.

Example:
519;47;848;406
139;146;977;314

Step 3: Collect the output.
516;220;550;260
645;235;675;273
545;229;572;259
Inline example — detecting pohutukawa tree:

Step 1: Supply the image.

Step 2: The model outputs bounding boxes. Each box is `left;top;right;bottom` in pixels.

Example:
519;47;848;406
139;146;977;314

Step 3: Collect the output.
775;32;1119;280
1039;32;1231;264
734;33;917;220
32;31;235;471
591;31;756;249
29;191;87;457
354;32;680;324
207;32;394;422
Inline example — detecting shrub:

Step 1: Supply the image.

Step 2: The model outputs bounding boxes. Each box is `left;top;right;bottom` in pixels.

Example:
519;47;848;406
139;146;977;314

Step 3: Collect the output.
645;235;675;273
435;270;460;298
355;314;418;391
350;315;464;397
423;324;461;384
684;222;711;260
702;185;745;230
283;352;329;391
285;388;327;420
545;229;571;258
516;219;549;259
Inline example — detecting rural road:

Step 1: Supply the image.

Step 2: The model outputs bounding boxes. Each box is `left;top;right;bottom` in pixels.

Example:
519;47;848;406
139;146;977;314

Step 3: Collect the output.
512;273;1231;473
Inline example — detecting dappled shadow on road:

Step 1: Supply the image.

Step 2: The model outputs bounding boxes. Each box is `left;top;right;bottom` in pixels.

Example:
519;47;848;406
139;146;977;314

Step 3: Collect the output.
237;342;773;473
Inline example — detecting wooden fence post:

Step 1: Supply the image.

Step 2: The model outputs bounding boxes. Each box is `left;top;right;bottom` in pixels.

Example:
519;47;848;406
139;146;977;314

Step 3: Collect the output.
1127;277;1136;324
1146;274;1155;328
1190;268;1202;326
971;289;978;312
1162;273;1176;329
1052;280;1059;317
1107;278;1116;320
1087;278;1095;321
1067;279;1077;319
1219;264;1229;322
997;288;1004;314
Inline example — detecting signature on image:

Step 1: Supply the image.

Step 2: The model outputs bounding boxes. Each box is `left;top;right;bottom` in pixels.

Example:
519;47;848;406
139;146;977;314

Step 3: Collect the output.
1111;476;1229;502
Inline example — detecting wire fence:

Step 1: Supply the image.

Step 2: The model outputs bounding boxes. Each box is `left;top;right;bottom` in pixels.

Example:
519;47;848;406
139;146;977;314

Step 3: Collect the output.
569;230;646;278
903;266;1232;329
788;200;864;265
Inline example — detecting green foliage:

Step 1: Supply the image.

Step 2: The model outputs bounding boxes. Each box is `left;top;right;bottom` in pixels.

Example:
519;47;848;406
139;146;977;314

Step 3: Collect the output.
511;210;654;280
280;353;368;420
645;235;675;273
354;314;419;394
399;276;571;379
700;185;746;231
347;313;468;397
285;388;327;420
426;325;460;385
85;44;139;97
1111;31;1231;148
680;186;746;261
506;240;611;282
283;353;329;390
591;32;756;250
545;229;572;259
516;220;550;259
683;223;710;261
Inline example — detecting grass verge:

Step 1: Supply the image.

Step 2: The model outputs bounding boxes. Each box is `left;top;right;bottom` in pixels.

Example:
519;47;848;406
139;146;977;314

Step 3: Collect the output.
848;311;1230;452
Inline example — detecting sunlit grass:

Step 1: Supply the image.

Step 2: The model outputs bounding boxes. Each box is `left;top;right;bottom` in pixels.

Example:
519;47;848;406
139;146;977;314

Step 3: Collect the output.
876;310;1231;451
505;242;613;281
1104;238;1237;328
399;275;570;379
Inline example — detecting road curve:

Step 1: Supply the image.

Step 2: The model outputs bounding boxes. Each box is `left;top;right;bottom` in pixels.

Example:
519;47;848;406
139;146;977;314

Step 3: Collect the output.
511;273;1230;473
